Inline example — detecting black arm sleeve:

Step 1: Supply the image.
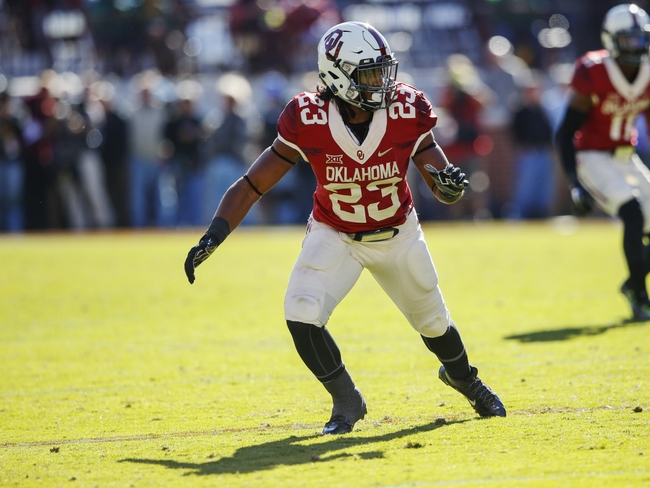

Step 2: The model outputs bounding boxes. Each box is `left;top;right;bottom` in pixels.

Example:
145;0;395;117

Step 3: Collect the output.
554;107;590;183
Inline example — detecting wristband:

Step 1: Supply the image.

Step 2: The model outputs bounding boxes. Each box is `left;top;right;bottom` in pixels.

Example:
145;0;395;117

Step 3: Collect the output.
206;216;231;245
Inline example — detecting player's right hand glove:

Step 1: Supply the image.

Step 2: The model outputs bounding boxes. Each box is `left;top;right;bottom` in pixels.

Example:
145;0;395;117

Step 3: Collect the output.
424;163;469;203
569;181;592;216
184;233;220;284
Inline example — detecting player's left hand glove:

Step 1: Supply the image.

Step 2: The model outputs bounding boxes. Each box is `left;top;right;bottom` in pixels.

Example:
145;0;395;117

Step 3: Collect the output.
425;163;469;203
569;182;592;216
184;233;220;284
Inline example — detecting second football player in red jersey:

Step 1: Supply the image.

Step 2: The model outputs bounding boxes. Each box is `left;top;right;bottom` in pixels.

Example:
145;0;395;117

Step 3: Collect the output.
186;21;506;434
556;4;650;321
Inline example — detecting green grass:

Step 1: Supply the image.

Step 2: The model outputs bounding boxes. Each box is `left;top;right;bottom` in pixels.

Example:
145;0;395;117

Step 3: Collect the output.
1;219;648;487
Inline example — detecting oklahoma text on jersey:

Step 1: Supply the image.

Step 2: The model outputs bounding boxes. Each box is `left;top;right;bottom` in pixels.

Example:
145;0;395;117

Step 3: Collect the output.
325;162;401;183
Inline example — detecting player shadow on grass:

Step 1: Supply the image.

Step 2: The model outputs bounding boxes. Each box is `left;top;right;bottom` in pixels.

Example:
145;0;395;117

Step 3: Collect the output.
119;419;469;476
504;317;648;343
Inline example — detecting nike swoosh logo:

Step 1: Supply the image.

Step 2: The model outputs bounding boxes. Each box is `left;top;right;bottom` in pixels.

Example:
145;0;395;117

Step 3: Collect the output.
378;148;393;157
468;399;477;406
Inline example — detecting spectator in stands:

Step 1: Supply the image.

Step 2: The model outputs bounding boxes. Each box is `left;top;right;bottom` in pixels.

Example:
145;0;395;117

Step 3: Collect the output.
438;54;493;220
202;92;251;224
79;89;115;229
96;82;130;228
50;77;114;231
507;77;556;219
479;42;523;217
163;96;204;226
128;72;167;227
53;90;94;229
0;91;25;232
256;72;314;224
22;70;61;230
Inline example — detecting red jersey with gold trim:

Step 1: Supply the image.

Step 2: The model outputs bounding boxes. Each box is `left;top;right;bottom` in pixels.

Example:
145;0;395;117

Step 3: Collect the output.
571;49;650;150
277;83;437;233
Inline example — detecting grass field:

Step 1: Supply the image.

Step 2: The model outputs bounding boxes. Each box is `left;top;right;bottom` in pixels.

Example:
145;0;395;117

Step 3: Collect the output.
1;218;649;487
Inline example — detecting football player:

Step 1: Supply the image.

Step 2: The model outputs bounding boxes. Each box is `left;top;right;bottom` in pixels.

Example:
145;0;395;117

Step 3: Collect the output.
185;22;506;434
556;3;650;321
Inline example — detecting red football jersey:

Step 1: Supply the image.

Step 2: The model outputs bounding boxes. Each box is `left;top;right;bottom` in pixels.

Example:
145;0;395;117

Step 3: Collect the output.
571;49;650;150
277;83;437;233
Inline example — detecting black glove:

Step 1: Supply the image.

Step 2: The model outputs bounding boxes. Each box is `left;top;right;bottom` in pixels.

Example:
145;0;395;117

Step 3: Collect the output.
184;233;220;284
425;163;469;203
568;180;592;216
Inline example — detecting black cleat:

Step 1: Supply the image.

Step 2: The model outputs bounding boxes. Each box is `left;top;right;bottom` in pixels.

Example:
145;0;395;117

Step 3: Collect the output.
620;281;650;321
321;370;367;435
322;414;354;435
439;365;506;418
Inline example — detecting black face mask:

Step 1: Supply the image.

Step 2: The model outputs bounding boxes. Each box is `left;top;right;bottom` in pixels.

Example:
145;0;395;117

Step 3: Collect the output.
614;30;650;66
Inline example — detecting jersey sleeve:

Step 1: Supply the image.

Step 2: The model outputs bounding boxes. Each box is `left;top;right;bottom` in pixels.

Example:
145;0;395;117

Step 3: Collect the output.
413;88;438;135
394;84;437;152
276;97;301;147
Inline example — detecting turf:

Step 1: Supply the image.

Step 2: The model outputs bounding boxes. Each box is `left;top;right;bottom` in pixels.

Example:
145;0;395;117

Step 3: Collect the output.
1;219;648;487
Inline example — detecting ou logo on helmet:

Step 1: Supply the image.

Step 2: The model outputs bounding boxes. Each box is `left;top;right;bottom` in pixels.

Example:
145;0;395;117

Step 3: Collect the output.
324;30;344;59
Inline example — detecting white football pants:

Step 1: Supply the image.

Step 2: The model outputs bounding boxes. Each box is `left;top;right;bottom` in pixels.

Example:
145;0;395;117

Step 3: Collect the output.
577;149;650;233
284;210;452;338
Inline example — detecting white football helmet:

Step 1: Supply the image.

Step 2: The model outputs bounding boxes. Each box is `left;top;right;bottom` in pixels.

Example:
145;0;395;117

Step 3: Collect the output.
601;3;650;66
317;22;398;112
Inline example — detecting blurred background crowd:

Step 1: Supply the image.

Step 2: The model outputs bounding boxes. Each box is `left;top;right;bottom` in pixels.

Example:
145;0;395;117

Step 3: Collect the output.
0;0;647;232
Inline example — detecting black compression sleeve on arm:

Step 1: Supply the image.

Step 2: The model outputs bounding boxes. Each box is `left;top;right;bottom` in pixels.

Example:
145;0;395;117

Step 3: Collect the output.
206;216;231;245
555;107;589;182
